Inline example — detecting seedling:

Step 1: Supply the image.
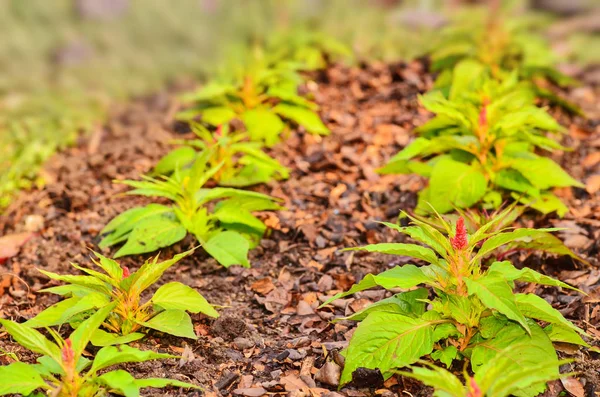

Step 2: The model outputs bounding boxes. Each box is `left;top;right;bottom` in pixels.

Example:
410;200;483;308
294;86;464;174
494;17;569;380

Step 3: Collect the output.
0;305;200;396
379;68;582;216
178;49;329;147
25;249;217;344
322;212;587;395
430;10;581;114
99;155;282;267
266;28;353;71
154;123;289;187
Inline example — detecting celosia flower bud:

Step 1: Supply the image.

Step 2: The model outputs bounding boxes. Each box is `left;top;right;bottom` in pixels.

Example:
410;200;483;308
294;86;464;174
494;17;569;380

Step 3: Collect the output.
61;338;74;364
450;217;468;250
478;106;487;127
122;265;130;278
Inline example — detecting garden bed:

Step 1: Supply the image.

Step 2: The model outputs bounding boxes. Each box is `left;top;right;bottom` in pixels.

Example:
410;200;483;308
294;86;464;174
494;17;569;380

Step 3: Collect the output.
1;61;599;396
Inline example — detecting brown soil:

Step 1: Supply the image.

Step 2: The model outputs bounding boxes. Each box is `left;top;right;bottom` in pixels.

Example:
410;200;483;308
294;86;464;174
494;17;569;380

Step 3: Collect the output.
1;61;599;396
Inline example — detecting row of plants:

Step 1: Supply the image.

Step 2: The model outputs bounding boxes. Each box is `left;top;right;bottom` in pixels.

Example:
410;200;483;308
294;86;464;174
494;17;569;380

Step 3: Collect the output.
0;33;347;396
320;10;591;397
99;35;350;267
379;12;583;217
0;8;591;397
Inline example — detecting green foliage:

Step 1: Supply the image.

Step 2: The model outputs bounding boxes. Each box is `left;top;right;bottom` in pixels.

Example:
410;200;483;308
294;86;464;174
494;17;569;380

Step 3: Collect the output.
399;346;571;397
155;123;289;187
178;47;329;147
265;27;353;71
430;11;581;114
379;67;582;216
322;212;586;393
26;250;217;342
406;204;588;265
0;305;200;396
99;155;281;267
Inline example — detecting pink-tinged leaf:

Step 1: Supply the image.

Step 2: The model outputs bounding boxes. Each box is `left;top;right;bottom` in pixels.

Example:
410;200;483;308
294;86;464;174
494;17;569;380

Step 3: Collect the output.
0;232;34;264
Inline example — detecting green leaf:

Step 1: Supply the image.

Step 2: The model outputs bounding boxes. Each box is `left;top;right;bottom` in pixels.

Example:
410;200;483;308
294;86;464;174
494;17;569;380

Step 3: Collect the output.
0;362;49;395
344;243;439;265
201;106;236;126
240;108;285;146
37;269;112;295
427;157;487;213
509;157;583;189
380;221;451;259
152;282;218;318
0;319;61;362
397;363;465;397
99;204;173;248
430;345;459;369
212;208;266;237
273;103;329;135
128;249;193;295
471;321;558;397
139;309;197;339
154;147;196;176
487;261;579;291
515;293;586;342
114;216;187;258
449;59;485;100
474;228;560;261
476;344;567;397
337;288;429;322
203;231;250;268
25;297;80;328
96;369;140;397
70;303;117;356
91;345;174;373
464;277;530;334
544;324;587;346
321;265;432;307
340;312;438;385
90;330;145;347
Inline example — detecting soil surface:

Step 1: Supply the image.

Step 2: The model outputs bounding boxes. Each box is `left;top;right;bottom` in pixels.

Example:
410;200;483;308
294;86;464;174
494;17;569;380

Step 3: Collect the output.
1;61;599;396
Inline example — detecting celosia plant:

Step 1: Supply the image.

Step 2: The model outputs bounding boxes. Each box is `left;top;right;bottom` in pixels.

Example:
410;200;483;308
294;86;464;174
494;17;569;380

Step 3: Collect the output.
322;212;587;396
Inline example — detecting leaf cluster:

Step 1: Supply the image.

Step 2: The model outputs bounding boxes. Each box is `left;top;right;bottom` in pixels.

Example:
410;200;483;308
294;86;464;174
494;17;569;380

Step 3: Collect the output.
322;211;587;395
99;155;282;267
430;11;580;114
0;305;200;396
178;47;329;148
379;61;582;216
26;250;217;343
154;123;289;187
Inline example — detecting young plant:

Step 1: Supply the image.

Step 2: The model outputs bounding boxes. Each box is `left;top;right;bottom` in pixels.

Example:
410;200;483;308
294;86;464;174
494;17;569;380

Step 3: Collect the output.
0;305;201;396
321;212;587;395
154;123;289;187
430;10;581;114
379;67;582;216
265;27;353;71
399;345;570;397
99;155;282;267
25;250;217;344
178;49;329;147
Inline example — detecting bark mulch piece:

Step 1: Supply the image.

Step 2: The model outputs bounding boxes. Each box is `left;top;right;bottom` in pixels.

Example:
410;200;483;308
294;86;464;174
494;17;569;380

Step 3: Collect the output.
0;62;599;396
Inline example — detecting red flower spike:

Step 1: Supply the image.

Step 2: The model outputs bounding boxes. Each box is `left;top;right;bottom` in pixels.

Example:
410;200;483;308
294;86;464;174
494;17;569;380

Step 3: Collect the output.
467;378;482;397
450;217;468;250
478;106;487;128
215;125;223;137
61;338;74;364
122;265;130;278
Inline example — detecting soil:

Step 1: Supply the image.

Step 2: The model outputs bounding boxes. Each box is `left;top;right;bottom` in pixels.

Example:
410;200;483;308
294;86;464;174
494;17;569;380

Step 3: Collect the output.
1;61;599;397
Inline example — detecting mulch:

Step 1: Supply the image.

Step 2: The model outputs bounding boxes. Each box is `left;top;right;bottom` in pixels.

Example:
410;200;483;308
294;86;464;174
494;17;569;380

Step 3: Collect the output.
0;60;599;396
